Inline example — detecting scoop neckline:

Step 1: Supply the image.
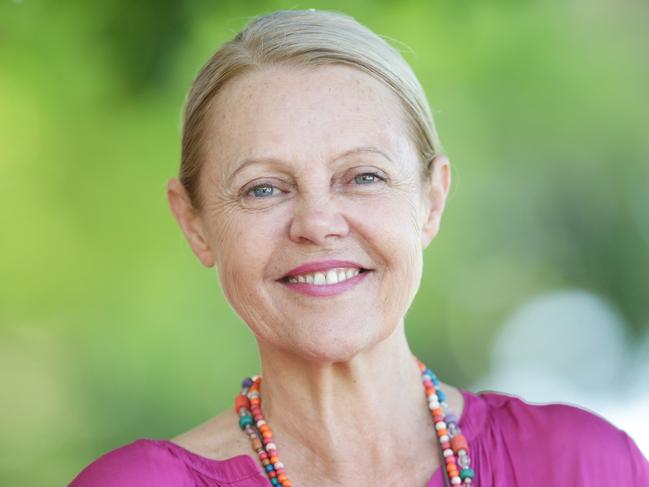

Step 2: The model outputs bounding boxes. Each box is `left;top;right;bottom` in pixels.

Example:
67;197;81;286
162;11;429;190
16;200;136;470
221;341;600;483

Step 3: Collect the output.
152;387;477;484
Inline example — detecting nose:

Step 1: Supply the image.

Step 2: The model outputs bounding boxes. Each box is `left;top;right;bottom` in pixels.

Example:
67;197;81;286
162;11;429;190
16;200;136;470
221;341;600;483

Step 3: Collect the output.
288;192;350;246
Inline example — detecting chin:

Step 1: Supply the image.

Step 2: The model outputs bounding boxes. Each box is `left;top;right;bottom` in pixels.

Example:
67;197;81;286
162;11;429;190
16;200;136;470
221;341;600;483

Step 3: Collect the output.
284;320;398;365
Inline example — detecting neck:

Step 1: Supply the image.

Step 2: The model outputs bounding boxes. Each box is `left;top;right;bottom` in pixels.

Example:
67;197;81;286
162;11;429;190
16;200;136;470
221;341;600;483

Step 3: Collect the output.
255;323;440;483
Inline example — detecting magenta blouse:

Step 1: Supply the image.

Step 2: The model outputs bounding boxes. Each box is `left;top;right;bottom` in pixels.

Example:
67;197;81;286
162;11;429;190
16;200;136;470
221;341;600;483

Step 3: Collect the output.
69;388;649;486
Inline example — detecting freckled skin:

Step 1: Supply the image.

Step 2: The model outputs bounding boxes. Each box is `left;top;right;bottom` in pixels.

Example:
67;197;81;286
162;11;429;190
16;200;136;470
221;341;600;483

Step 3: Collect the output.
168;64;450;363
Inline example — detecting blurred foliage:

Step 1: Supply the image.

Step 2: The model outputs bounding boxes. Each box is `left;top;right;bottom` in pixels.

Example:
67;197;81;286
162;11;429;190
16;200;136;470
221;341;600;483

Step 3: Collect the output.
0;0;647;485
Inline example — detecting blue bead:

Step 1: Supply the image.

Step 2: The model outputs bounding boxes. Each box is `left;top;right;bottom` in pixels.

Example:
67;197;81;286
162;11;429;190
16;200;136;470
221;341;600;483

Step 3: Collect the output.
460;467;475;479
242;377;253;388
265;464;274;472
436;389;446;401
238;415;253;429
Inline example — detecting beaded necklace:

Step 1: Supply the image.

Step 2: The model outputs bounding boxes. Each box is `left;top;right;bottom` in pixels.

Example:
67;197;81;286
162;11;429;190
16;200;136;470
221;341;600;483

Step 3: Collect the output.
235;356;475;486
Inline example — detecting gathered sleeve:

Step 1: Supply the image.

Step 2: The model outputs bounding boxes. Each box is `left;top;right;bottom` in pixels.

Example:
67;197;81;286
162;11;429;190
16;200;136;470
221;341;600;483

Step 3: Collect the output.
68;439;193;487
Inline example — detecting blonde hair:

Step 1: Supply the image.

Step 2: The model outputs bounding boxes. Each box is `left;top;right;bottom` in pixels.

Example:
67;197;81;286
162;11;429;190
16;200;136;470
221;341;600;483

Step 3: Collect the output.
180;9;444;211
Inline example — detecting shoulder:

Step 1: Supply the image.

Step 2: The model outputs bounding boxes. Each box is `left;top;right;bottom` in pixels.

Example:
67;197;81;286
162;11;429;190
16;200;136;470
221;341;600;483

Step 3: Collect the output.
170;409;252;462
69;439;190;486
470;389;649;483
477;389;619;440
476;390;626;443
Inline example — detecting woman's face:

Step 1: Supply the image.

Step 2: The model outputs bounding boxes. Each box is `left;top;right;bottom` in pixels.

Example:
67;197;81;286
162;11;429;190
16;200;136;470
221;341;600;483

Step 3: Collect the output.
168;64;450;362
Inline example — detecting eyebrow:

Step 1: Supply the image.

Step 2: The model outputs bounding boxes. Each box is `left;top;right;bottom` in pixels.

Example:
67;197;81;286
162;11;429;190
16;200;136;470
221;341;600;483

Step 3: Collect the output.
226;146;394;185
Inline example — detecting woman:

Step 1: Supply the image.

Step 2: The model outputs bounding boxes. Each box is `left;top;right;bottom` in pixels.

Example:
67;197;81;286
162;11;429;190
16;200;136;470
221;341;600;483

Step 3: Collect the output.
70;9;649;487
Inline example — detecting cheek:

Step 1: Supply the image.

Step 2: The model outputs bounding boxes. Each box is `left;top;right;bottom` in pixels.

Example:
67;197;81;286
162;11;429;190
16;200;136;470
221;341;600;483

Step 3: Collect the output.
352;191;423;261
355;193;424;306
212;211;281;292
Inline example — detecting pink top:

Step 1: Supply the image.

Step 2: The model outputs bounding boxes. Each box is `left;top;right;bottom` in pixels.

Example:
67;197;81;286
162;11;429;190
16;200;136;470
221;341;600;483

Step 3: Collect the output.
69;388;649;486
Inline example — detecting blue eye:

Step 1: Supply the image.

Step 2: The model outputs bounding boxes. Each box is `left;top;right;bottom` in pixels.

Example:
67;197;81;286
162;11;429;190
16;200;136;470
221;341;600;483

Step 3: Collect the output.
354;173;383;185
249;183;277;198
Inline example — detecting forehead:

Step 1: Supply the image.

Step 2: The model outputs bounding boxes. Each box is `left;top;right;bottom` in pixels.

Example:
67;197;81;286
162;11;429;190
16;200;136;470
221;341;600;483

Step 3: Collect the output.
201;64;415;178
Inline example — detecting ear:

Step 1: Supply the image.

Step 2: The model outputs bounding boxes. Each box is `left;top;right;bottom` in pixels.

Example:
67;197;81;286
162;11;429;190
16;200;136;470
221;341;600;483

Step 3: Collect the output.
421;154;452;249
166;178;215;268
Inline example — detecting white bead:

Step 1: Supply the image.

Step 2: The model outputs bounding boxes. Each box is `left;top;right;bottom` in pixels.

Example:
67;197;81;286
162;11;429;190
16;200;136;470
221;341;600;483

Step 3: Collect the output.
440;434;449;442
435;421;447;430
443;448;454;457
266;442;276;450
275;462;284;469
451;476;461;485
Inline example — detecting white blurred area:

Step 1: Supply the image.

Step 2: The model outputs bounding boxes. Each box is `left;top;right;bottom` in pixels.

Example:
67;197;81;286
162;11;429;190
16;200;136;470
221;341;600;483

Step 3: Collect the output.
472;289;649;457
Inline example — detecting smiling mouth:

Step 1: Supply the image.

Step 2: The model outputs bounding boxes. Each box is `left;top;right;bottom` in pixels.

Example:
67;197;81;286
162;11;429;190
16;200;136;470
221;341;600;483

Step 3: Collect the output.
281;267;370;285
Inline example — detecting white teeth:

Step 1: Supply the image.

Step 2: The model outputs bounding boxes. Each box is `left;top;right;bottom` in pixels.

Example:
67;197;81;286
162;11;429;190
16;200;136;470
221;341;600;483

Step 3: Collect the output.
313;272;326;285
325;269;339;284
286;267;363;286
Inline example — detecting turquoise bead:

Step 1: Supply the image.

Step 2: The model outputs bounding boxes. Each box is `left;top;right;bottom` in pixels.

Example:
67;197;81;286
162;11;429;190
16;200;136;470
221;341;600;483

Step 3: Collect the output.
460;467;475;479
425;369;441;385
271;477;280;485
238;414;253;429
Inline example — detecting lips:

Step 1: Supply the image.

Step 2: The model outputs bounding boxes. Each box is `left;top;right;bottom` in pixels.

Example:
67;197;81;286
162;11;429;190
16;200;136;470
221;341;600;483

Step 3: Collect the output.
279;259;369;281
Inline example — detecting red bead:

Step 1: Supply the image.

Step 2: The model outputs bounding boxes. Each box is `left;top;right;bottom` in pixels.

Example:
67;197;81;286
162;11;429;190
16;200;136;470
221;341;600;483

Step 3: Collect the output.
234;395;250;413
451;434;469;454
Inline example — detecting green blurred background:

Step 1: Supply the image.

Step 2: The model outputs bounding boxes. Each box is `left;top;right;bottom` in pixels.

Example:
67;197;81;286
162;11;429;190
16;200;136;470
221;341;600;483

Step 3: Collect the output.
1;1;648;485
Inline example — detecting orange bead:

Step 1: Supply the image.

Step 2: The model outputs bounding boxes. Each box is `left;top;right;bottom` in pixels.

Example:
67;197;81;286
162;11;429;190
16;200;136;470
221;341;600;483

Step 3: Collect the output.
451;434;469;454
234;395;250;413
